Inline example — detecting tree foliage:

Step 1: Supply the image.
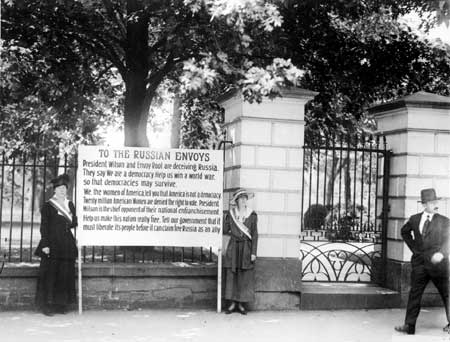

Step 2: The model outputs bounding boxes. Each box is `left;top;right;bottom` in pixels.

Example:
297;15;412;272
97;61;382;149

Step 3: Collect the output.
180;96;224;150
276;1;450;142
2;0;449;151
0;8;122;155
181;0;450;148
2;0;303;149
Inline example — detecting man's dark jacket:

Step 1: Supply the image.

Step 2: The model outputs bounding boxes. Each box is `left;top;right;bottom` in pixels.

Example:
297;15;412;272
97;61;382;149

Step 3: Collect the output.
401;213;450;276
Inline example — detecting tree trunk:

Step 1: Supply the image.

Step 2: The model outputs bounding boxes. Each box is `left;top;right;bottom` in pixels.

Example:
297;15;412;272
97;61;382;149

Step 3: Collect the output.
170;94;182;148
326;154;348;208
345;157;351;211
326;152;338;207
124;0;150;147
124;82;150;147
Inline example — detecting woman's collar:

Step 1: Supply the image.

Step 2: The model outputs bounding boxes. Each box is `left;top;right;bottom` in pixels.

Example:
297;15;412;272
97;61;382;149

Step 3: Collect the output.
51;195;69;206
233;206;251;219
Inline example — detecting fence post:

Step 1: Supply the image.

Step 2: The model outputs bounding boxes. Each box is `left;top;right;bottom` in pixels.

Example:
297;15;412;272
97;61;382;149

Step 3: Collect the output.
371;91;450;303
220;88;317;310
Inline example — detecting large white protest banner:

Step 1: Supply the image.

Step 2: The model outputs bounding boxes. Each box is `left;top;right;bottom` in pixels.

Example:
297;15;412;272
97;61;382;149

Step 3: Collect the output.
76;145;223;248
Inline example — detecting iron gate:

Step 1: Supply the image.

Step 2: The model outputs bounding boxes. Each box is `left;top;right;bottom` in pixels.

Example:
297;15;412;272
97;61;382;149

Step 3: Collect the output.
300;133;391;282
0;151;214;264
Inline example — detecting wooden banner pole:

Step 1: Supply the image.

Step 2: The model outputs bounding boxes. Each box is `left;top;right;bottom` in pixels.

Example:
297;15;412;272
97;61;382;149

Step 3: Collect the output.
78;245;82;315
217;247;222;313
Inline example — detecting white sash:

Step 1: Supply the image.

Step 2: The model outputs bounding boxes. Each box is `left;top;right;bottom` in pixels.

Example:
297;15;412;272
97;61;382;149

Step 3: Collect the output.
229;208;252;240
49;198;73;223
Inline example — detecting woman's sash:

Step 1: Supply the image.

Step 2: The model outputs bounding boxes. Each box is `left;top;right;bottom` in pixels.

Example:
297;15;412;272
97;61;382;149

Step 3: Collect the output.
48;198;73;224
229;209;252;240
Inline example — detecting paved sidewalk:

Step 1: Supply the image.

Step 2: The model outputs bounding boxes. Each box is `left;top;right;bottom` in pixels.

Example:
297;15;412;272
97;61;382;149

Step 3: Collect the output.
0;308;449;342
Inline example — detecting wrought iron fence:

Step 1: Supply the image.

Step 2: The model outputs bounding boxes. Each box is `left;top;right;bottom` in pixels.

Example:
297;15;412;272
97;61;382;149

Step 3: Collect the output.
300;241;381;282
300;133;391;282
0;151;215;264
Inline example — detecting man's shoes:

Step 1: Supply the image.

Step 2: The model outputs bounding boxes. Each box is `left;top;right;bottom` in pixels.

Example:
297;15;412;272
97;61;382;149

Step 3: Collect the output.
443;323;450;333
395;324;415;335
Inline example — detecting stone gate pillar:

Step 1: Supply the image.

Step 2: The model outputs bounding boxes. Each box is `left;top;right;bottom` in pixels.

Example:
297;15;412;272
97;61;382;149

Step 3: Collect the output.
220;88;317;309
371;91;450;303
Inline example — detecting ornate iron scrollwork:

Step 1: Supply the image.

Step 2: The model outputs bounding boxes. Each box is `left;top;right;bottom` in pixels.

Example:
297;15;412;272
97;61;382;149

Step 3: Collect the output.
300;241;381;282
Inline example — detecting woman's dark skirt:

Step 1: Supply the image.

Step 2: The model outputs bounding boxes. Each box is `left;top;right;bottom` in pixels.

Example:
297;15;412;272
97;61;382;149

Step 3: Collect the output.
35;257;76;310
224;267;255;303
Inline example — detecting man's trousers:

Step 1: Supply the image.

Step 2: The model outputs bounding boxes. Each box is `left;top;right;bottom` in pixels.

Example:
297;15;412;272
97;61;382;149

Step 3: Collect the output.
405;264;449;326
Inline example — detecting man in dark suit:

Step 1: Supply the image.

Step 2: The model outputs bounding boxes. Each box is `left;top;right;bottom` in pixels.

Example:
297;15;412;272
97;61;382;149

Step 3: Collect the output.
395;188;450;335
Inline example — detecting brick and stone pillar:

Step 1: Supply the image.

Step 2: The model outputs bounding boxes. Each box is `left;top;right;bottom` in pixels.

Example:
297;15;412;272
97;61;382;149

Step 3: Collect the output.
371;91;450;303
220;88;317;309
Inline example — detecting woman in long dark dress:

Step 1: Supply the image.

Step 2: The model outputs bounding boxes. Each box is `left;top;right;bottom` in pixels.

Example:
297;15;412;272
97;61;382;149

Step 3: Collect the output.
223;188;258;315
35;174;78;316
